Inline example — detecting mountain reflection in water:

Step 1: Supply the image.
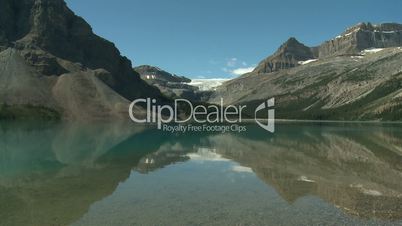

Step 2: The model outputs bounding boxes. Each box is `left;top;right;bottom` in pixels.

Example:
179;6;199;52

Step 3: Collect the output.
0;122;401;226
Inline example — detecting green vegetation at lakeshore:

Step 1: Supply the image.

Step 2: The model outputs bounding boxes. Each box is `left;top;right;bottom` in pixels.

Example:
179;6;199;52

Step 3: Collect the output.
0;104;61;120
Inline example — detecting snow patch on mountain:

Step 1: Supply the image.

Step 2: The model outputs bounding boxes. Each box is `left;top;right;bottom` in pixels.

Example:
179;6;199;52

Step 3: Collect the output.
362;48;384;54
298;59;318;65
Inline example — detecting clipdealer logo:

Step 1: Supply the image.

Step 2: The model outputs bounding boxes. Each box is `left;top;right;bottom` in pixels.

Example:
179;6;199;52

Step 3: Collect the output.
129;98;275;133
255;98;275;133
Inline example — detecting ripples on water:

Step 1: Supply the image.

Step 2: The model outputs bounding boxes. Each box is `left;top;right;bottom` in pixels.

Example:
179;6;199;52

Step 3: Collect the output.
0;122;401;226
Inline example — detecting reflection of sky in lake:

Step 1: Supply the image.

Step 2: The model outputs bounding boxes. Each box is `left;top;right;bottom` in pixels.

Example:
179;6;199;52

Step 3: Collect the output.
0;122;401;226
74;150;351;226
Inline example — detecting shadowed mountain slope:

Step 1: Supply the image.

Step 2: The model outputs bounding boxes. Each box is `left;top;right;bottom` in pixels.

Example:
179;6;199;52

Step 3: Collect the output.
0;0;163;119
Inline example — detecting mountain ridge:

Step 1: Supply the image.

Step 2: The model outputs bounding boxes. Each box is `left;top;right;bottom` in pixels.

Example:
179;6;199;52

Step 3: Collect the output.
0;0;164;119
209;43;402;120
134;65;191;83
253;37;316;74
1;2;402;122
252;22;402;75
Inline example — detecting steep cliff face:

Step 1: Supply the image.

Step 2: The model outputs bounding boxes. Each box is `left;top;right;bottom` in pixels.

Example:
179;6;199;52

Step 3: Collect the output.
0;0;119;74
253;38;316;74
0;0;161;101
252;23;402;75
0;0;163;119
318;23;402;58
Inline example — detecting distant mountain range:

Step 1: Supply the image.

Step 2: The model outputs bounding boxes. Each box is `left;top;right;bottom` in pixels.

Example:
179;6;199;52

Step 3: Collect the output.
134;65;231;102
209;23;402;120
253;23;402;74
134;65;191;84
1;0;401;121
133;65;205;101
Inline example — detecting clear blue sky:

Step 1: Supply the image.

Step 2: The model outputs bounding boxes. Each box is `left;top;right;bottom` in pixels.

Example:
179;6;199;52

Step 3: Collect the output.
65;0;402;78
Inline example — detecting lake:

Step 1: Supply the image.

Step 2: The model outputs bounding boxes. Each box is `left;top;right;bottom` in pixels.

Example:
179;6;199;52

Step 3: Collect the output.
0;122;401;226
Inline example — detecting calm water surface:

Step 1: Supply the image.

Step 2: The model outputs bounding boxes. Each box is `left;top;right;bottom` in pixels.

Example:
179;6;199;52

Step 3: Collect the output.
0;122;402;226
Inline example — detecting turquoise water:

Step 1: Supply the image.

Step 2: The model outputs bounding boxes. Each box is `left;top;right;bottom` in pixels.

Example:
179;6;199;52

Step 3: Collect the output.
0;122;402;225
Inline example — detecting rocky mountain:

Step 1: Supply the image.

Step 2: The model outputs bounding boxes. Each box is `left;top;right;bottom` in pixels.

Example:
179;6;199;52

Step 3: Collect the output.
209;23;402;121
0;0;163;119
2;5;401;123
319;22;402;57
134;65;213;102
134;65;191;83
253;37;316;74
253;23;402;75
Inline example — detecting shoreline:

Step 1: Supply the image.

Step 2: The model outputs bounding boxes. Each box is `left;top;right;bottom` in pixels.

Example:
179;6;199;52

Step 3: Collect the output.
248;119;402;124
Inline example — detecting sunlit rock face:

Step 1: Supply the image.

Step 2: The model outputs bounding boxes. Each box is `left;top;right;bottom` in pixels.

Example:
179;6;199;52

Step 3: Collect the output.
210;46;402;120
252;23;402;75
209;23;402;121
319;23;402;58
253;37;316;74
